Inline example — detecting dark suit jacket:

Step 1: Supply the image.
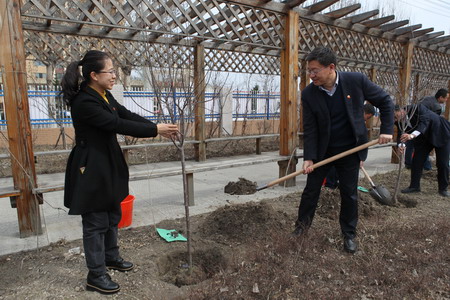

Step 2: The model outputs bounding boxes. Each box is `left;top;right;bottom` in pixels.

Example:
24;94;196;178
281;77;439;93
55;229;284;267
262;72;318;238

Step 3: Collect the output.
302;72;394;162
396;104;450;148
420;96;442;115
64;86;158;215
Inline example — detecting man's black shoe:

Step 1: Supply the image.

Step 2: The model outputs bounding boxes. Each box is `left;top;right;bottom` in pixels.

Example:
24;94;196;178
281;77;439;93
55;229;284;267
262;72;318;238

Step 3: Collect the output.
343;238;357;254
291;227;304;237
86;272;120;294
438;190;449;197
405;165;411;169
401;187;421;194
106;257;134;272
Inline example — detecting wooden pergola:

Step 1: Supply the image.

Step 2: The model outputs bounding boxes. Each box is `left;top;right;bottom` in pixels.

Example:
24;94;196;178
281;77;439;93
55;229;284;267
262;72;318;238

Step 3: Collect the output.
1;0;449;237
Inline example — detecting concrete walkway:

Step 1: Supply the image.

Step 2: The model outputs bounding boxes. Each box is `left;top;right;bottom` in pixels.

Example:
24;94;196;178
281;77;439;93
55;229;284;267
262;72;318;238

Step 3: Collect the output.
0;146;397;256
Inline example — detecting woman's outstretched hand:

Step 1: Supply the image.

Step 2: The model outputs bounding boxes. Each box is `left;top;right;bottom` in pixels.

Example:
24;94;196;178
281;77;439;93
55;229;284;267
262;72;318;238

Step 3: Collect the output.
157;124;179;139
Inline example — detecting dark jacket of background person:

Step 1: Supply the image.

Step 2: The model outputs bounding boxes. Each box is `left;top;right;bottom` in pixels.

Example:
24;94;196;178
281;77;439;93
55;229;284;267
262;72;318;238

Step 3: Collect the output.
420;96;442;115
64;85;158;215
302;71;394;163
396;104;450;148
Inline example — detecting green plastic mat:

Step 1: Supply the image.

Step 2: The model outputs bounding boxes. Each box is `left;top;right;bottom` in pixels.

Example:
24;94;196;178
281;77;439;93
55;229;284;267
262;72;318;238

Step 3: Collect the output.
156;228;187;242
357;186;369;193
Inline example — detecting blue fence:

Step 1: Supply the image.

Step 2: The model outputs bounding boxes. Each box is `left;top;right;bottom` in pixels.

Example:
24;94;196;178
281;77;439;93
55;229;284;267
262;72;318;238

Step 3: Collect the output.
0;90;281;129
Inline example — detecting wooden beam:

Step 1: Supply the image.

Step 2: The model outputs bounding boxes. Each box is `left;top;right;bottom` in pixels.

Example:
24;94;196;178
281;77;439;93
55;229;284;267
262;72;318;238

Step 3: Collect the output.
379;20;409;32
361;15;394;28
325;4;361;19
417;31;445;42
194;44;206;162
279;10;298;158
344;9;379;23
285;0;308;8
215;0;288;13
427;35;450;45
394;24;422;36
0;0;41;237
402;27;434;40
305;0;340;14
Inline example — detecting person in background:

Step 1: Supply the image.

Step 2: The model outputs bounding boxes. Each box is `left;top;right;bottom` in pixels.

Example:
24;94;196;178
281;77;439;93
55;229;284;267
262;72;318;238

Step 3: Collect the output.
396;104;450;197
420;88;449;116
404;89;449;170
324;103;375;189
61;50;178;294
293;47;393;254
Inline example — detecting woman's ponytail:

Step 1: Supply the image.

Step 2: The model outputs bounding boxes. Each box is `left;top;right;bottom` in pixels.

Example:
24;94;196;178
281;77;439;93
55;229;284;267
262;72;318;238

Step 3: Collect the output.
60;60;83;106
60;51;110;106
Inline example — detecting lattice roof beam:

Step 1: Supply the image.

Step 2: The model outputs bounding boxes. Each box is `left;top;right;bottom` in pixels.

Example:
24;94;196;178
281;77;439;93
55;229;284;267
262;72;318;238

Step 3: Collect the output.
304;0;340;14
344;9;379;23
325;4;361;19
285;0;308;8
401;28;434;40
218;0;288;13
416;31;445;42
426;35;450;45
379;20;409;32
361;15;394;28
394;24;422;36
219;5;281;47
75;1;98;31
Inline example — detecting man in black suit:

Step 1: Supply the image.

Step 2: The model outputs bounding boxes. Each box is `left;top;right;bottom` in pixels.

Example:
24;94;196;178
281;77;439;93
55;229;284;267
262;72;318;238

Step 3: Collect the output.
293;47;394;254
324;103;376;189
396;104;450;197
403;89;449;170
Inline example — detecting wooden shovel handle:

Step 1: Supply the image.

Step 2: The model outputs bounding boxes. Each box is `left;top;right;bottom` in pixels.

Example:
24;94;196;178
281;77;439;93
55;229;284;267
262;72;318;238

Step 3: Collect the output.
256;139;379;191
360;166;376;188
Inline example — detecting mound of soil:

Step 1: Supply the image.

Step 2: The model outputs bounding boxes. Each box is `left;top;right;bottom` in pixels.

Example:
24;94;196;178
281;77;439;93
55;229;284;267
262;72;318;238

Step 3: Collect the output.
199;202;286;242
224;177;257;195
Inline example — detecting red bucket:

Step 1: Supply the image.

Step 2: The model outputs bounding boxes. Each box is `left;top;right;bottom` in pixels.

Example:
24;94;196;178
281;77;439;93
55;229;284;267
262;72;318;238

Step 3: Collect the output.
118;195;135;228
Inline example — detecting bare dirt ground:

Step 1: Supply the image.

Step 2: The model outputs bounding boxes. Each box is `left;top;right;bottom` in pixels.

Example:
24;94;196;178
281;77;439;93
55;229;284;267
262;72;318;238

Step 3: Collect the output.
0;166;449;300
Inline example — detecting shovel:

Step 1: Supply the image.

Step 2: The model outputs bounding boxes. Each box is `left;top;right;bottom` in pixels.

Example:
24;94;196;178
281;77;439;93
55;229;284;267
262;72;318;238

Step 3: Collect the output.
359;166;393;205
256;139;379;191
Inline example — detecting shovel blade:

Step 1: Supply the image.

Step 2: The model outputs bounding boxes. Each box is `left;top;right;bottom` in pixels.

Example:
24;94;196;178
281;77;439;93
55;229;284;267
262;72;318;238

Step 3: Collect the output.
369;185;393;206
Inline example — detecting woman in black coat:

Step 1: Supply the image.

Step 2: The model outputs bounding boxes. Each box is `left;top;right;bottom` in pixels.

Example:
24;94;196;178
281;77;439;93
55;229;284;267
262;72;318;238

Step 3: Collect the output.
61;50;178;294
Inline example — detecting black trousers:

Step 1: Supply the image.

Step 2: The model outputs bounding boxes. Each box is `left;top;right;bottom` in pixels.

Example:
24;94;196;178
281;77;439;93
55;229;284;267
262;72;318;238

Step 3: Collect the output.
81;208;122;274
296;146;360;239
410;138;450;191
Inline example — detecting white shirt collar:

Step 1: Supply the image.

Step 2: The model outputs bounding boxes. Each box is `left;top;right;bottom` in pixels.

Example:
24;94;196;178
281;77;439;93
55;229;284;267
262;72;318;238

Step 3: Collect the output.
319;72;339;96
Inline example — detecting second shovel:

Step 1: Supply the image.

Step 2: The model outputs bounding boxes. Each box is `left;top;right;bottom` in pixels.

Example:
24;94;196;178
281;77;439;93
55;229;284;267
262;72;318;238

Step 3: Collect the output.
360;166;393;206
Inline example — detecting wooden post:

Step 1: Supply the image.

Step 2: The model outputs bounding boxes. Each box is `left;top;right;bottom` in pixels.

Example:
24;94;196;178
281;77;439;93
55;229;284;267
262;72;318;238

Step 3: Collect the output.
392;41;414;164
398;42;414;107
298;59;308;147
255;137;261;155
413;73;421;103
186;172;195;206
367;67;377;140
0;0;41;237
194;44;206;162
279;10;299;186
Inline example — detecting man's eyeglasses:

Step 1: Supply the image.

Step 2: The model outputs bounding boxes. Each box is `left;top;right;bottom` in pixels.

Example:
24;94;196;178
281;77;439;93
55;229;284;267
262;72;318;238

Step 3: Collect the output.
98;70;117;75
306;67;326;76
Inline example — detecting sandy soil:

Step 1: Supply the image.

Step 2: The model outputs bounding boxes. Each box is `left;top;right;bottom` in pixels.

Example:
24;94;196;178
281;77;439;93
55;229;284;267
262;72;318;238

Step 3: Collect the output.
0;167;449;300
